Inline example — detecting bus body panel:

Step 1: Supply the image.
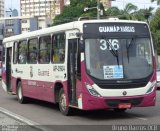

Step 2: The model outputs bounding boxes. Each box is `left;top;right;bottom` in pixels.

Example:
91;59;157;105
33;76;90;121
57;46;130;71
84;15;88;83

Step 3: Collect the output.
10;62;68;103
80;91;156;110
77;59;156;110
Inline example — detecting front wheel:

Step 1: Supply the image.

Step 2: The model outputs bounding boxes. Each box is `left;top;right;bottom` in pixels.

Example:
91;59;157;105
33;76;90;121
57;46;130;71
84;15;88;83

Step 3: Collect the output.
17;82;27;104
59;88;72;116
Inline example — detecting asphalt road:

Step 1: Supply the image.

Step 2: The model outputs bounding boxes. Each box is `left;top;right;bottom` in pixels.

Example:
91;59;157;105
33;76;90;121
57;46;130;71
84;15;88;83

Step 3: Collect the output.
0;82;160;131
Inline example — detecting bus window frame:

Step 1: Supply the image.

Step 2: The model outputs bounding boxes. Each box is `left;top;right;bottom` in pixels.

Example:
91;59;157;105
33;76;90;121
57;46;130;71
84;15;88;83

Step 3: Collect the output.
39;34;52;64
18;40;27;64
28;37;38;64
51;32;66;64
13;41;18;64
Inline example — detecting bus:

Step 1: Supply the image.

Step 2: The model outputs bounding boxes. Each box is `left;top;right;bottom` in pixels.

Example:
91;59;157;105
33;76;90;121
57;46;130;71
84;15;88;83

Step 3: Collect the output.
2;18;157;115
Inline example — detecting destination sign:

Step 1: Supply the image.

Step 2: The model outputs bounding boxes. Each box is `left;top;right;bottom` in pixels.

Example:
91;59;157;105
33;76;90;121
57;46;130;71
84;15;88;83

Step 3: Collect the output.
99;26;135;33
83;23;150;38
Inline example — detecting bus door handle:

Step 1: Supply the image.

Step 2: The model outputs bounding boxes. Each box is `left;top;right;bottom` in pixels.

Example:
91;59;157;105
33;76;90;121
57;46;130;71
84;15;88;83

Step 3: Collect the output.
64;73;66;79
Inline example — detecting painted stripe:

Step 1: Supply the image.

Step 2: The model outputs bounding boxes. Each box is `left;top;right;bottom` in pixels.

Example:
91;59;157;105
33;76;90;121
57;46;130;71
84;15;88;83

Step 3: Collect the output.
0;107;50;131
135;117;148;121
81;53;84;61
1;80;7;92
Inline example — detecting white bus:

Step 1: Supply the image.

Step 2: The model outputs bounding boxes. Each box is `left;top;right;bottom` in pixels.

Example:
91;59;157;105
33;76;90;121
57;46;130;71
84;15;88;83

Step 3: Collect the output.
2;19;157;115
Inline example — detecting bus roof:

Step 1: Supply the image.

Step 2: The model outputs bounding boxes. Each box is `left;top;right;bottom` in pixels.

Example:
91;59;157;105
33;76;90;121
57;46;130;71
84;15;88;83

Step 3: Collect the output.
3;19;147;43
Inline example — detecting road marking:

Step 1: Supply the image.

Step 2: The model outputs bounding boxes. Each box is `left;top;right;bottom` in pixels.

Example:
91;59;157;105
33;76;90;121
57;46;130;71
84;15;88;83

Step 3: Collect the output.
0;107;50;131
134;117;148;121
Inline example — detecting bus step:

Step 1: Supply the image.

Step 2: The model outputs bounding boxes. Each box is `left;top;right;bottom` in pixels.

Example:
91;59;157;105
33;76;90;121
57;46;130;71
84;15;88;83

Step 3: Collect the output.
70;101;78;107
7;91;16;95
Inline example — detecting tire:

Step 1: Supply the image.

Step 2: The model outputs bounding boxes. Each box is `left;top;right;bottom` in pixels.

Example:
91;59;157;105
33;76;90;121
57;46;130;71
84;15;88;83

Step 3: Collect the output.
113;108;127;112
59;88;72;116
17;82;27;104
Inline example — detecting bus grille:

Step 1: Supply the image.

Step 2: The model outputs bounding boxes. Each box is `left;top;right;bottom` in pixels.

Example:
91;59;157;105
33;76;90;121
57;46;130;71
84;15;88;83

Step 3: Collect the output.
105;97;144;107
97;82;147;89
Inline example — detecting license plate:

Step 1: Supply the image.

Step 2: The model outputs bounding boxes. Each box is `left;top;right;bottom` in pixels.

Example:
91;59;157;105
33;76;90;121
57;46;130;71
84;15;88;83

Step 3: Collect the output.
118;103;131;109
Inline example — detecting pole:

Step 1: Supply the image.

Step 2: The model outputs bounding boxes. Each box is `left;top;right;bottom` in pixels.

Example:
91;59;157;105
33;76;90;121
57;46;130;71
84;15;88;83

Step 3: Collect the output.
97;0;100;19
11;0;13;9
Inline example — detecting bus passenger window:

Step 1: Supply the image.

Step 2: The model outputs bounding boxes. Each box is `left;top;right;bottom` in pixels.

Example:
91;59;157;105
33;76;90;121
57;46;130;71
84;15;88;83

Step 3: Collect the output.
39;35;51;64
28;38;38;64
13;42;18;64
52;33;65;63
18;40;27;64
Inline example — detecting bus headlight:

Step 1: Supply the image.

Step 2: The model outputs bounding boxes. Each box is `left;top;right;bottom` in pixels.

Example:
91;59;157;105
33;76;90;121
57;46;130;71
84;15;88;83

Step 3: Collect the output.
146;81;156;94
85;84;101;97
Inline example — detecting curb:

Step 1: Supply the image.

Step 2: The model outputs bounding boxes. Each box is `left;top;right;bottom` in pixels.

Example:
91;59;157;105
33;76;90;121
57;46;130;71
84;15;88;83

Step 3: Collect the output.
0;107;50;131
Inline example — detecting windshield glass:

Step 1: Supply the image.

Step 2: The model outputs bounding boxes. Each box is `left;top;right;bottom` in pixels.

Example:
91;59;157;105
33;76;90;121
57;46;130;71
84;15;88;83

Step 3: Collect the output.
85;38;153;80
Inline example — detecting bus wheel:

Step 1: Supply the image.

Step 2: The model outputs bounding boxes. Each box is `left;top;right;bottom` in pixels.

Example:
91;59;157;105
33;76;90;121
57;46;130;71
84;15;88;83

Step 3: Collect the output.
113;108;127;112
59;88;71;116
17;82;27;104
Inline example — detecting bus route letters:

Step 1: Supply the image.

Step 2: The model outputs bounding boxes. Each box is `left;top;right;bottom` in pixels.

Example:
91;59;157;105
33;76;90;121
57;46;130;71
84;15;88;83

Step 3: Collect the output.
99;26;135;33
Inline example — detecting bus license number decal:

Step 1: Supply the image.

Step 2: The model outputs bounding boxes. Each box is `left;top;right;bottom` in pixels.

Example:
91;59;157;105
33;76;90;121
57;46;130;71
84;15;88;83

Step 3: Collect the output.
53;65;65;72
103;65;123;79
100;39;119;51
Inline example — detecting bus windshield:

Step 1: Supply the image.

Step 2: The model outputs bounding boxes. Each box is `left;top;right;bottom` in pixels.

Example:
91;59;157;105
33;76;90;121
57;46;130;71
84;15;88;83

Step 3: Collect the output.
85;37;153;80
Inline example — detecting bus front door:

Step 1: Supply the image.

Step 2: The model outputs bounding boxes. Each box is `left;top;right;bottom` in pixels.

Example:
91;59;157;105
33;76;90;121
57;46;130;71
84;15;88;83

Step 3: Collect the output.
68;39;78;105
6;47;12;92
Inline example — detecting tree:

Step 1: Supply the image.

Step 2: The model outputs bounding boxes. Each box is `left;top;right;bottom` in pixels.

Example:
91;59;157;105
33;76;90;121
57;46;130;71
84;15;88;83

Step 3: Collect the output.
105;7;121;17
151;0;160;5
120;3;138;19
150;8;160;54
133;7;154;22
105;4;154;22
105;3;138;20
53;0;100;25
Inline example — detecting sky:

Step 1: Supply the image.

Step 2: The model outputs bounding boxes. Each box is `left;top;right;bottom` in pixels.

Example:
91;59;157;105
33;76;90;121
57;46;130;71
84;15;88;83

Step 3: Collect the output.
5;0;20;13
4;0;159;15
112;0;159;10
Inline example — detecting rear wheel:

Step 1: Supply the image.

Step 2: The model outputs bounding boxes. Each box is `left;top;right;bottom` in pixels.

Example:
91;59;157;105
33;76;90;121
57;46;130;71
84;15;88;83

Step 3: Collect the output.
17;82;27;104
59;88;72;115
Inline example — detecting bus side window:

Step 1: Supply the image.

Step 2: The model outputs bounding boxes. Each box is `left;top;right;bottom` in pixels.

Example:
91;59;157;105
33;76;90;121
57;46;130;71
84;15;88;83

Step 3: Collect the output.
18;40;27;64
52;33;65;63
39;35;51;64
0;41;2;61
28;38;38;64
13;42;18;64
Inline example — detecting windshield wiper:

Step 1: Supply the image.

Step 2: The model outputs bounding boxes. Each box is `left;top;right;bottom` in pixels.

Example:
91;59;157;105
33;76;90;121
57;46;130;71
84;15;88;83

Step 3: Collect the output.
106;40;120;66
126;37;136;62
101;35;120;66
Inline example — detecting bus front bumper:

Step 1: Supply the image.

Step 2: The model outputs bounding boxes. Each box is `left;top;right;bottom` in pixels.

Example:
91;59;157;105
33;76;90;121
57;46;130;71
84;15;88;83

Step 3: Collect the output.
80;91;156;110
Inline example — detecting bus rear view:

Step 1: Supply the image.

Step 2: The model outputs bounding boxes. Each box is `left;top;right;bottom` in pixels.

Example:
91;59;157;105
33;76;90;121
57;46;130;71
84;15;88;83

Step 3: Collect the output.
81;21;156;112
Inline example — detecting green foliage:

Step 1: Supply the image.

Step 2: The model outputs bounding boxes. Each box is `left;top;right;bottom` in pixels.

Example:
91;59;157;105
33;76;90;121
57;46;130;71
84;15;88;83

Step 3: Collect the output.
150;8;160;54
105;3;138;20
54;1;154;25
151;0;160;5
53;0;98;25
131;7;154;22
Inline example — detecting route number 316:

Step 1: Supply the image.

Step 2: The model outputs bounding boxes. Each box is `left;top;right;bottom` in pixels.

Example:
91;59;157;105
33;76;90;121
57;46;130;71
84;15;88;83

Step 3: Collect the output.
100;39;119;51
